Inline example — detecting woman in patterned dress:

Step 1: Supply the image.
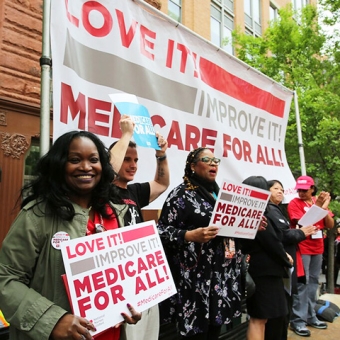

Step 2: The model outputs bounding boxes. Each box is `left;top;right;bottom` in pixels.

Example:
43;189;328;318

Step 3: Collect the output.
157;147;243;340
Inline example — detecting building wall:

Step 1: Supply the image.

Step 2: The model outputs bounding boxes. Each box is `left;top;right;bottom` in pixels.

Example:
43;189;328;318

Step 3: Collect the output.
160;0;317;43
0;0;48;246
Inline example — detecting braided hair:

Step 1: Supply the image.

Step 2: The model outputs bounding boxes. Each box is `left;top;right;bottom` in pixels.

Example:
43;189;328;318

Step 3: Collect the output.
183;147;208;190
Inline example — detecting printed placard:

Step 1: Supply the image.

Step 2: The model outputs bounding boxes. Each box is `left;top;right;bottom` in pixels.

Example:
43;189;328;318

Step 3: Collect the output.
60;221;176;335
210;179;271;239
109;93;160;149
114;102;160;149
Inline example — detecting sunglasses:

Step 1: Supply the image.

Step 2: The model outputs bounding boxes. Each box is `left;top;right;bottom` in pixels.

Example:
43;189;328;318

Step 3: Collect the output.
297;189;309;193
199;157;221;165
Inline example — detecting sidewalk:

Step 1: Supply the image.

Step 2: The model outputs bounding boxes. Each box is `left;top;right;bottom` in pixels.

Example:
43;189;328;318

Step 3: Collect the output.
288;293;340;340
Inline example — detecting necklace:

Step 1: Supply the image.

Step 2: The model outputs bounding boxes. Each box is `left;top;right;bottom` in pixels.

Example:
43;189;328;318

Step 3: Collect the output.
304;198;314;207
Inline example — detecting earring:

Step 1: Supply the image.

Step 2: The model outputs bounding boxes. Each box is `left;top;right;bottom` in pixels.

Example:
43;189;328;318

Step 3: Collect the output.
192;170;195;174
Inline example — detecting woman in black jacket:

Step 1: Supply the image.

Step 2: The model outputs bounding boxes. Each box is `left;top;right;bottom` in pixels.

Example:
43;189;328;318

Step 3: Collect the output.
265;179;316;339
240;176;293;340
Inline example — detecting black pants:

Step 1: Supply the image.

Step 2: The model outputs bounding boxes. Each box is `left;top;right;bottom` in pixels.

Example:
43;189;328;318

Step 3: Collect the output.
265;291;291;340
180;325;221;340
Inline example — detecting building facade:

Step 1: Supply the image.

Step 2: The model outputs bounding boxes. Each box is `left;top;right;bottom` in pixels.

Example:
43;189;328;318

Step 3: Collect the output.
0;0;316;244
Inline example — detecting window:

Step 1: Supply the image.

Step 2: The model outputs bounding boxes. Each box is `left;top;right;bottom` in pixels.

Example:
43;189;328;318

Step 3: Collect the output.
211;1;234;55
269;3;279;22
292;0;309;12
244;0;262;36
168;0;181;22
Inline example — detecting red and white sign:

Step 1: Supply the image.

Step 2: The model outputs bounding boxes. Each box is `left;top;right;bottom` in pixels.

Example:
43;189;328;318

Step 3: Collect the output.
60;221;176;335
211;179;271;239
51;0;297;206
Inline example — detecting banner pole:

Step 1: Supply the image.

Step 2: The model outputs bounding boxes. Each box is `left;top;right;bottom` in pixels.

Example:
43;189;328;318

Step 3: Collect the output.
294;90;306;175
39;0;52;157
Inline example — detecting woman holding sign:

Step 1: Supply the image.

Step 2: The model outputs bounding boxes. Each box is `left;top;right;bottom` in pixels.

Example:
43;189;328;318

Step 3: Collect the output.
265;179;316;340
0;131;141;340
157;147;243;340
240;176;293;340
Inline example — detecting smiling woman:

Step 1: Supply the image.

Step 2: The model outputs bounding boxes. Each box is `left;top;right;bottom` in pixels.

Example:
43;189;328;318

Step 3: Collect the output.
0;131;142;340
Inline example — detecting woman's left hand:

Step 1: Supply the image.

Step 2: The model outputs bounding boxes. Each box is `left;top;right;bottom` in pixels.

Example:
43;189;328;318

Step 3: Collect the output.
315;191;331;209
286;252;294;266
115;303;142;327
258;216;268;232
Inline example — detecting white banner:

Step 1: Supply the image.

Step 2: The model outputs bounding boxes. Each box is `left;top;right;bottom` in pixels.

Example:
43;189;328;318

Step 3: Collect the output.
51;0;297;207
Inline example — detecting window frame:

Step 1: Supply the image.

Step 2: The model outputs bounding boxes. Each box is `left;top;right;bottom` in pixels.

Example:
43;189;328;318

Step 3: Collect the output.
210;0;235;55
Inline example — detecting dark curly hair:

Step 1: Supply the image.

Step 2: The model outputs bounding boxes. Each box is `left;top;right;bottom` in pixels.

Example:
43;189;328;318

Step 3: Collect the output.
21;131;119;220
183;147;209;190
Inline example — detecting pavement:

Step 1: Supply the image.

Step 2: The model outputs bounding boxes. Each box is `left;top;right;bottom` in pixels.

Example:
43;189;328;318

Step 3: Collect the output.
288;292;340;340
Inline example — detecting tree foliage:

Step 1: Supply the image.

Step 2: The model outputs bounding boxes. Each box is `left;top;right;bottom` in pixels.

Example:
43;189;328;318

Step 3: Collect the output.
320;0;340;25
231;5;340;215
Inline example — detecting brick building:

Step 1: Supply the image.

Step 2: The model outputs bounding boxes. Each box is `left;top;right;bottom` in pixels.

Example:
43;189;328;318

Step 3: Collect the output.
0;0;316;244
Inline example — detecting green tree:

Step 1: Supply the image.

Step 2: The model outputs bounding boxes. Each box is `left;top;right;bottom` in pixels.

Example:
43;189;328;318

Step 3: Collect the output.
320;0;340;25
231;5;340;215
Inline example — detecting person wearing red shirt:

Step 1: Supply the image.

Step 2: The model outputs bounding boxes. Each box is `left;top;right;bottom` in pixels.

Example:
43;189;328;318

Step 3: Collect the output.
288;176;334;337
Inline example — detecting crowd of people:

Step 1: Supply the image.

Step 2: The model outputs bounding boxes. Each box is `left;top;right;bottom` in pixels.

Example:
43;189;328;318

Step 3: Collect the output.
0;117;336;340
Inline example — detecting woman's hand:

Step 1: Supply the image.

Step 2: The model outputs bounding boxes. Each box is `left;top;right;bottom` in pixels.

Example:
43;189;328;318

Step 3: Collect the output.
315;191;331;209
50;314;96;340
286;252;294;266
258;216;268;232
185;226;219;243
115;303;142;328
300;225;317;237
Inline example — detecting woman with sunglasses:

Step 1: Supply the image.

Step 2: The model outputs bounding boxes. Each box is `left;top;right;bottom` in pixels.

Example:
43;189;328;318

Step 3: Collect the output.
288;176;334;337
157;147;243;340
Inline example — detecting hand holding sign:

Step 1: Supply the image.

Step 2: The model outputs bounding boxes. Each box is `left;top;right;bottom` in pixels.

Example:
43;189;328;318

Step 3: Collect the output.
184;226;220;243
50;314;96;340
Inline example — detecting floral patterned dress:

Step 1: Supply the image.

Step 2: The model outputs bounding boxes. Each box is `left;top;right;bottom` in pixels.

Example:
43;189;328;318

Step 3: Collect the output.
157;182;242;337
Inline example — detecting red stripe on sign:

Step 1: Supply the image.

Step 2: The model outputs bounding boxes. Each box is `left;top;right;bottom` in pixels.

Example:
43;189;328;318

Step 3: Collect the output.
199;57;285;118
121;225;155;242
249;190;269;200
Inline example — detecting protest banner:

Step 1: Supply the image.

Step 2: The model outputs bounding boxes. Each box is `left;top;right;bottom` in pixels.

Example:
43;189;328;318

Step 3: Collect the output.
51;0;297;207
210;179;271;239
60;221;176;335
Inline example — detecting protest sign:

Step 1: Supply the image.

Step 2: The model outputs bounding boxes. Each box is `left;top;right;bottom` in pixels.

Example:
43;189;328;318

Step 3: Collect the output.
109;93;160;149
210;179;271;239
60;221;176;335
51;0;297;207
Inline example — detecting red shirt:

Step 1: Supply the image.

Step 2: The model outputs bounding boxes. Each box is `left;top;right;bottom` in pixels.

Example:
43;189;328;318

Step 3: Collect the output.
288;197;333;255
87;206;120;340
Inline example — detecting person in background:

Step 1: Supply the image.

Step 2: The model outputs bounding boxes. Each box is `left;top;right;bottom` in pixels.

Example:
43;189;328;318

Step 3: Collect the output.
334;221;340;287
240;176;293;340
265;179;316;340
109;115;169;340
0;131;141;340
157;147;243;340
288;175;334;337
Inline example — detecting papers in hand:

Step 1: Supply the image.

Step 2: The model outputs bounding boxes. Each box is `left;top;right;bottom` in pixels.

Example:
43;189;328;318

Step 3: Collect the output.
298;205;328;227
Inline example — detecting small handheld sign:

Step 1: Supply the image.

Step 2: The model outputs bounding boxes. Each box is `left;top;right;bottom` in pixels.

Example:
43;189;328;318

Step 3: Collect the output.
61;221;176;335
210;179;270;239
